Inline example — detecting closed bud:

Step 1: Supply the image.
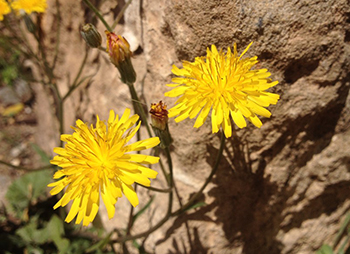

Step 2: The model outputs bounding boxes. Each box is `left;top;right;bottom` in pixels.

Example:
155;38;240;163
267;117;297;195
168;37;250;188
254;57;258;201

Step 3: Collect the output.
23;14;36;33
150;101;172;148
81;23;102;48
105;31;136;84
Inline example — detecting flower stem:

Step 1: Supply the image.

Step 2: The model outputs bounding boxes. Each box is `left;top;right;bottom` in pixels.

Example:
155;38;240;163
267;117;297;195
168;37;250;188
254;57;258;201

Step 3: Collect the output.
111;0;133;30
126;184;137;235
62;50;89;102
0;160;54;171
153;146;170;185
171;131;225;217
112;133;225;243
51;0;61;70
138;185;171;193
127;83;153;137
82;0;112;32
112;140;174;243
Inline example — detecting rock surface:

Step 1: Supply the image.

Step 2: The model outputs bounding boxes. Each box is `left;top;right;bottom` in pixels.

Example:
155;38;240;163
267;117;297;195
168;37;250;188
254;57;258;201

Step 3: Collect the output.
32;0;350;253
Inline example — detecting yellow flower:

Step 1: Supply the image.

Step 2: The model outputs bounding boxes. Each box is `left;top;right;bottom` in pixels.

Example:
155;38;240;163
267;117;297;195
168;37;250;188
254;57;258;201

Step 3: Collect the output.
165;42;280;138
0;0;11;21
48;109;160;226
11;0;47;14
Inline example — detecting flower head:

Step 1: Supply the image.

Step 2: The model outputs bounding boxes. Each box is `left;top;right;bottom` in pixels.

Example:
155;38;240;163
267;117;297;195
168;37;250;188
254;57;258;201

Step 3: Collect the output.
81;23;102;48
150;101;172;148
165;42;280;138
150;101;169;131
11;0;47;14
0;0;11;21
105;31;136;84
48;109;160;226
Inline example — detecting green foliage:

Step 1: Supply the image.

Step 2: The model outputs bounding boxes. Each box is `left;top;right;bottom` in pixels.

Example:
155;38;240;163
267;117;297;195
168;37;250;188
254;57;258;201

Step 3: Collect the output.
3;167;115;253
6;169;52;217
1;65;18;86
317;245;335;254
47;215;70;253
0;38;21;86
316;213;350;254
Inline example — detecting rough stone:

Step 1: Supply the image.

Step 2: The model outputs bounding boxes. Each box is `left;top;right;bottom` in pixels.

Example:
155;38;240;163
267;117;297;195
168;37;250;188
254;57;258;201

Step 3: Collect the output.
26;0;350;253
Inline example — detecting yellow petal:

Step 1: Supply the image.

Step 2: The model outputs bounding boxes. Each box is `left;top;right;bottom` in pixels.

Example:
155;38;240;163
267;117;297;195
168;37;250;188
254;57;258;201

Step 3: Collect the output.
193;103;211;128
121;182;138;207
231;110;247;129
126;137;160;151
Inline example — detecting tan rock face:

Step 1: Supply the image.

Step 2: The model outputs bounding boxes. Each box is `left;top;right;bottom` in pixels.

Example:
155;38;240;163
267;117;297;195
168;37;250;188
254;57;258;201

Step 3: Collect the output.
34;0;350;253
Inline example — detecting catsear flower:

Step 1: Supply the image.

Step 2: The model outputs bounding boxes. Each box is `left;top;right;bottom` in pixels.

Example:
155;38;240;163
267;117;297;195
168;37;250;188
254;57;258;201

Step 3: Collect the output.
48;109;160;226
11;0;47;14
0;0;11;21
165;42;280;138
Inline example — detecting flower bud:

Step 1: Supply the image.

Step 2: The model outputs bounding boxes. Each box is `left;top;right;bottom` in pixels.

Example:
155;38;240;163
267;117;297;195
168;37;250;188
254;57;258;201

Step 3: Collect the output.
23;14;36;34
81;23;102;48
150;101;172;148
105;31;136;84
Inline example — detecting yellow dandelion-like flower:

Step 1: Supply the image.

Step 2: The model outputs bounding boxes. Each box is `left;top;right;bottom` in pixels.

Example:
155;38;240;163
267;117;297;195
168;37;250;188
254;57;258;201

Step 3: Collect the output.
48;109;160;226
0;0;11;21
11;0;47;14
164;42;280;138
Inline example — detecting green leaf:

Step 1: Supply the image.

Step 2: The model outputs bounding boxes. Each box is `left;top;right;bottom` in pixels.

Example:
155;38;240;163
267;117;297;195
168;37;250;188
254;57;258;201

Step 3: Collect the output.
16;218;49;245
6;169;53;216
338;234;350;254
316;244;334;254
65;238;91;254
47;214;70;253
1;65;18;85
26;245;44;254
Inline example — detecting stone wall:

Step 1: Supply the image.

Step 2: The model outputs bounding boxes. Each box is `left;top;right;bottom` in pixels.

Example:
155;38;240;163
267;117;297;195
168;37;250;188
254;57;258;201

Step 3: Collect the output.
34;0;350;253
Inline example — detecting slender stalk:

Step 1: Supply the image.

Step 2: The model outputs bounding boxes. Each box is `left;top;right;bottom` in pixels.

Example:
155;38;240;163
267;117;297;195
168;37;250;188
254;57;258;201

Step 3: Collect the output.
83;0;112;32
333;213;350;249
138;185;171;193
49;81;64;139
127;83;153;137
171;132;225;217
111;0;133;30
32;29;55;83
62;49;89;102
51;0;61;70
165;147;173;189
113;139;174;243
0;160;54;171
98;46;107;52
113;177;173;243
173;177;183;207
112;133;226;244
154;147;170;185
126;185;137;235
58;100;64;145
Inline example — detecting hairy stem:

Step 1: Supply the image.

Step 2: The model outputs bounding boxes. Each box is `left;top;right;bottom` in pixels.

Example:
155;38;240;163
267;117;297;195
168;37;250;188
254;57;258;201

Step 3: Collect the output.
83;0;112;32
171;132;225;217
